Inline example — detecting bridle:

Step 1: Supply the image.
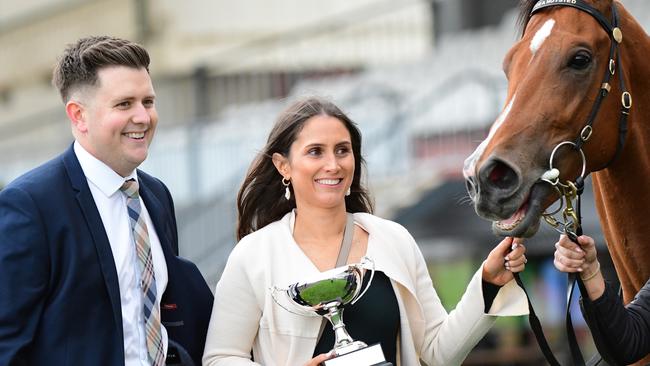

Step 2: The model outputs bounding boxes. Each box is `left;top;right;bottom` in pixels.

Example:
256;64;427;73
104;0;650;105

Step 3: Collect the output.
535;0;633;241
513;1;633;365
534;0;632;169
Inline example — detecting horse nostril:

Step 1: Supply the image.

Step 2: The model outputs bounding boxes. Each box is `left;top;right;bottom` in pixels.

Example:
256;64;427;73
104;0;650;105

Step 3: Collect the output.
483;159;519;191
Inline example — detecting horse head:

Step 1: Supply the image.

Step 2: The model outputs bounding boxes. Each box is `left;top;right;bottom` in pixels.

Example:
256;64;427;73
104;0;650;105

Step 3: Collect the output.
463;0;632;238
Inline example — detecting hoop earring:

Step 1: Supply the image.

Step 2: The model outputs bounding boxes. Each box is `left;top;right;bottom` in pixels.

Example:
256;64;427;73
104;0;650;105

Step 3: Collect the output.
282;177;291;200
345;187;351;196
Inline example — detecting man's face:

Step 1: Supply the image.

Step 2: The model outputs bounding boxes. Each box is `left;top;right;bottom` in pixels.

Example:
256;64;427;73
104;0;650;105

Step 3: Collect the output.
74;66;158;177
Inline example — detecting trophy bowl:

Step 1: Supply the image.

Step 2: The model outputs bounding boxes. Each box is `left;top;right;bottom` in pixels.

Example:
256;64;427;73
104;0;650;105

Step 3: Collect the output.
271;257;392;365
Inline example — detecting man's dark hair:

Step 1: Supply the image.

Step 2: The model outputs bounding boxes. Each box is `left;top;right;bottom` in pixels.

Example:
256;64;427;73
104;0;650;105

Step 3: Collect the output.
52;36;150;102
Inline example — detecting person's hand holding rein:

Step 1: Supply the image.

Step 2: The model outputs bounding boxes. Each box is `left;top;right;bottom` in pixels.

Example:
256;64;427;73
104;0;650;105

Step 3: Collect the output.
553;234;605;300
483;237;527;286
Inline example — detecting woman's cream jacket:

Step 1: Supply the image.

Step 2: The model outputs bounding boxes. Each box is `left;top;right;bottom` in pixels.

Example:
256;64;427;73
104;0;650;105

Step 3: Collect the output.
203;211;528;365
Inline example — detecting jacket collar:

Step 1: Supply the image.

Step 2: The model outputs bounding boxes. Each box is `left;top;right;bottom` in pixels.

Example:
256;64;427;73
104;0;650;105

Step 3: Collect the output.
352;212;419;297
73;141;136;198
138;175;177;263
283;210;418;297
281;210;425;356
62;144;125;348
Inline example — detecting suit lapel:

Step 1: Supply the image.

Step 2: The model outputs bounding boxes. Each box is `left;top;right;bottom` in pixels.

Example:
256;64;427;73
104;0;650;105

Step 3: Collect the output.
62;145;124;342
137;176;177;271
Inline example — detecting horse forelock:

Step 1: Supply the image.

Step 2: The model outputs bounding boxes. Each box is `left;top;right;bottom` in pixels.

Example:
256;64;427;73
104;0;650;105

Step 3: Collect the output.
517;0;539;36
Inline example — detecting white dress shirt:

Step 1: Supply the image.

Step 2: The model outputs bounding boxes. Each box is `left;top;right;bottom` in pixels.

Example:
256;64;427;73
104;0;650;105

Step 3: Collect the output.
74;141;168;366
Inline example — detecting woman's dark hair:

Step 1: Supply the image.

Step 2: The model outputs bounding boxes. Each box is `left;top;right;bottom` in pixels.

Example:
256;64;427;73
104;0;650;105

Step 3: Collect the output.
236;97;374;240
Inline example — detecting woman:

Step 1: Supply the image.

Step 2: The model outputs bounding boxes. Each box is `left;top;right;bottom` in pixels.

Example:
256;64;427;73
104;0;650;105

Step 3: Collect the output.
554;234;650;365
203;97;529;366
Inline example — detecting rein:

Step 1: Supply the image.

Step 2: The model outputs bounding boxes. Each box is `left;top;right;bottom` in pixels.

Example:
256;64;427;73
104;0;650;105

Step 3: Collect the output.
514;1;633;365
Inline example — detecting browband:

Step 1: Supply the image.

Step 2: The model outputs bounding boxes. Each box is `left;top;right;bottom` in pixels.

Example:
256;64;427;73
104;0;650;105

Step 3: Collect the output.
532;0;614;36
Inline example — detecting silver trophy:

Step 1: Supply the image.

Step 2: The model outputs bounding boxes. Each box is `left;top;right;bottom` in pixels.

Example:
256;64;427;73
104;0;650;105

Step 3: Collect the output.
271;257;392;366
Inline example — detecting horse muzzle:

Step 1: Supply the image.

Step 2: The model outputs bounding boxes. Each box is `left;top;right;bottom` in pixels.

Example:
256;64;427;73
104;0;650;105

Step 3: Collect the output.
465;156;550;237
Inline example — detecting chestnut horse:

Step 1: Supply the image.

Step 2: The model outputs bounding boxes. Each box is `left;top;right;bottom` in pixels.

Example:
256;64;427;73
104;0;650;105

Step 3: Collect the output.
463;0;650;308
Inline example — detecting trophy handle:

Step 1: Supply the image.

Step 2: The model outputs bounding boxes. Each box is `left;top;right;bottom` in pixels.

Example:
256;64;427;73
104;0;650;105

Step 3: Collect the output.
269;285;320;317
351;256;375;306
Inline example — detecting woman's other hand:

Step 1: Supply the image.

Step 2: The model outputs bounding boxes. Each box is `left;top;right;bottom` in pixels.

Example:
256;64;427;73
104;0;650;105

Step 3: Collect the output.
553;234;604;300
553;234;598;275
303;352;333;366
483;237;526;286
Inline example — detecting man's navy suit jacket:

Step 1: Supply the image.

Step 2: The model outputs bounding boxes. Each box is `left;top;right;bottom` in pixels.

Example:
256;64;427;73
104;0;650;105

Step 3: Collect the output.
0;145;214;365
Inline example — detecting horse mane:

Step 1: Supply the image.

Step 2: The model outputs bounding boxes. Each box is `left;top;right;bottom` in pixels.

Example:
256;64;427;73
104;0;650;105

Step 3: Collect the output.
517;0;538;37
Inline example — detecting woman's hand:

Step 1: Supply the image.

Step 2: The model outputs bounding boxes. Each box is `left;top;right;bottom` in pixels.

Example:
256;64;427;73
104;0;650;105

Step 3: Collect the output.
483;237;526;286
553;234;598;275
303;352;333;366
553;234;604;300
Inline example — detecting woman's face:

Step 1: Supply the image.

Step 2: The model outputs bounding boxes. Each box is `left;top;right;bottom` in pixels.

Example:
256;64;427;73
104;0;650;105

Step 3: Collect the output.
278;115;355;211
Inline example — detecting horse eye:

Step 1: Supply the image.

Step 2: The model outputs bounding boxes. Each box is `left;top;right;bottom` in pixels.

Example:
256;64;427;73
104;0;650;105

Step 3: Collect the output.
569;52;592;70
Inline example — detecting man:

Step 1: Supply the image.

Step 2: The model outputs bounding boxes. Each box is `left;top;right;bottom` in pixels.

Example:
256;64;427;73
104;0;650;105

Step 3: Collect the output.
0;36;213;366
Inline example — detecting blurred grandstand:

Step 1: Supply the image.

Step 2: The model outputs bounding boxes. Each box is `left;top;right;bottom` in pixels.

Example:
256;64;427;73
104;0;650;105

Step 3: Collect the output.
2;0;649;364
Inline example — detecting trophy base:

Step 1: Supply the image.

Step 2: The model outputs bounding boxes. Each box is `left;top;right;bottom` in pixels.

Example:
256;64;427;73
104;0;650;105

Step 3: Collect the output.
323;343;392;366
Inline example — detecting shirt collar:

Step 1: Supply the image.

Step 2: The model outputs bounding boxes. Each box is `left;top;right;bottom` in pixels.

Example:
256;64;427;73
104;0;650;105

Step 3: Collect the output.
74;141;137;197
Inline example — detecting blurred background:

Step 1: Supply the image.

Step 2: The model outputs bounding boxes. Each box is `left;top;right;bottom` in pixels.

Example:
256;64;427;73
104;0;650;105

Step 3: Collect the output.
2;0;648;364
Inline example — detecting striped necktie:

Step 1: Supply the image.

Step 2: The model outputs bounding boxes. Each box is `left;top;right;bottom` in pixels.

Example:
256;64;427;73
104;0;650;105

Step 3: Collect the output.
120;179;165;366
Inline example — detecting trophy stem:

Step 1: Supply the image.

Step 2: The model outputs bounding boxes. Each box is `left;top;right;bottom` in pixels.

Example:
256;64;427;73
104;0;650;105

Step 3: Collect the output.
323;303;367;355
